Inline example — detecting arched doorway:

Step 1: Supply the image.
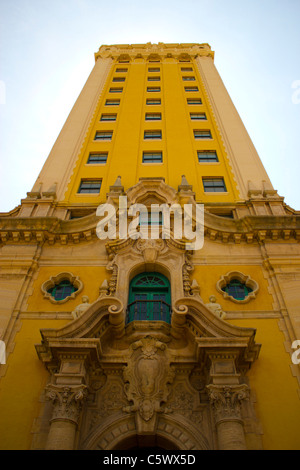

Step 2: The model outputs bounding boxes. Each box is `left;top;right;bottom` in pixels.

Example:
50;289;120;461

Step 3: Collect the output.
127;272;171;323
81;414;209;450
112;434;180;451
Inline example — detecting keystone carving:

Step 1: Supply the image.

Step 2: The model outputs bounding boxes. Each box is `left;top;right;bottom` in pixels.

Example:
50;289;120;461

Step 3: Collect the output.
135;238;165;263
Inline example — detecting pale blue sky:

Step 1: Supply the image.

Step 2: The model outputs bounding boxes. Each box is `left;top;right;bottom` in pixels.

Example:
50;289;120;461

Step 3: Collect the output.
0;0;300;212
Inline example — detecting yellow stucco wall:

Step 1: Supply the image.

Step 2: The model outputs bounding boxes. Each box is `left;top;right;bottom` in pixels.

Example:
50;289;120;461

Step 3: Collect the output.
229;318;300;450
0;319;67;450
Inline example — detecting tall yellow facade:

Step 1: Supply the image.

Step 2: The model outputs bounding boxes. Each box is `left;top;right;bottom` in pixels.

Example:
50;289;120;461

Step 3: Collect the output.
0;43;300;451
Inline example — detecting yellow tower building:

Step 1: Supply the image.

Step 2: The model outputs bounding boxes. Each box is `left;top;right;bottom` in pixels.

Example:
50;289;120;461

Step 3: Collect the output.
0;42;300;451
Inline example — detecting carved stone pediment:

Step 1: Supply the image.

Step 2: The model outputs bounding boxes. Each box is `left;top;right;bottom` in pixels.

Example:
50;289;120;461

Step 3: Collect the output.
35;296;125;371
126;178;179;207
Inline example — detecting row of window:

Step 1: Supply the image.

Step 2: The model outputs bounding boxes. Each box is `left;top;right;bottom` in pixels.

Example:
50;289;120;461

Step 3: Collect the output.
100;112;207;121
93;129;213;141
104;98;202;106
112;76;197;83
106;66;200;100
86;150;219;165
107;86;200;93
115;66;193;72
77;177;227;194
47;273;251;306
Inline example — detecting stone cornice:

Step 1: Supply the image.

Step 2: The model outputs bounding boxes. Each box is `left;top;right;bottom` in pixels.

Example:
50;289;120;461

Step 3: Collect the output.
94;42;214;61
1;212;300;246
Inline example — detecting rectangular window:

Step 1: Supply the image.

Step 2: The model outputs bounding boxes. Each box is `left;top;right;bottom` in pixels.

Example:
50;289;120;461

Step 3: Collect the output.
194;130;212;139
100;114;117;121
115;68;128;72
144;130;162;140
181;67;193;72
94;131;113;140
147;87;161;92
78;179;102;194
139;211;163;226
145;113;161;120
187;98;202;105
146;99;161;105
109;87;123;93
197;151;218;162
112;77;125;82
148;76;160;81
118;60;129;63
148;67;160;72
182;76;195;81
185;86;199;92
142;152;163;163
202;178;227;192
190;112;206;120
105;99;120;106
87;153;108;164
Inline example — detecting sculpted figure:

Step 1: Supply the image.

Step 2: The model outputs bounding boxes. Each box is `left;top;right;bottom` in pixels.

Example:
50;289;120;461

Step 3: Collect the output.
72;296;90;320
206;295;226;320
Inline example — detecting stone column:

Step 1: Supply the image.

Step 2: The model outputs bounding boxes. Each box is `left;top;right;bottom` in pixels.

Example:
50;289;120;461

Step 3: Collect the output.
207;384;249;450
45;384;88;450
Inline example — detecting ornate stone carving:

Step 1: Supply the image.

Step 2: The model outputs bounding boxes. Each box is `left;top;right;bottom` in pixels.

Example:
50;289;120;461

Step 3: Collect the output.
182;252;194;296
106;256;118;295
89;382;127;431
94;42;215;61
98;279;109;298
71;296;91;320
46;384;88;424
206;384;249;423
166;382;204;426
205;295;226;320
135;238;165;263
123;337;175;431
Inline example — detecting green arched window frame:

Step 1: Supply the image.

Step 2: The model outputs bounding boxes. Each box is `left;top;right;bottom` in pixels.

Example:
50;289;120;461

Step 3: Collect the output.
127;272;171;323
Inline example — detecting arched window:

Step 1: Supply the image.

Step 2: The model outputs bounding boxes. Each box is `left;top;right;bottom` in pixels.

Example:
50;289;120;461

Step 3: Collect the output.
127;272;171;323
